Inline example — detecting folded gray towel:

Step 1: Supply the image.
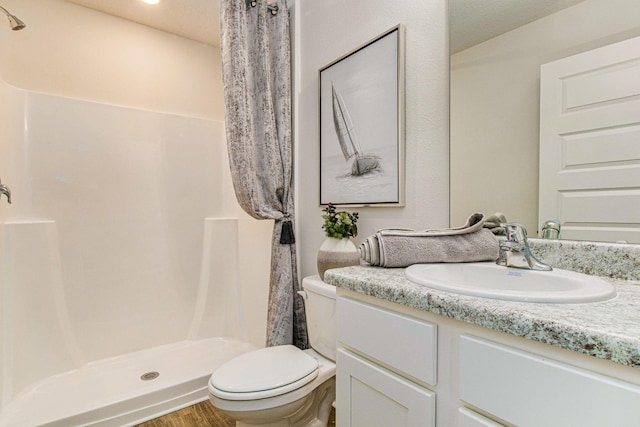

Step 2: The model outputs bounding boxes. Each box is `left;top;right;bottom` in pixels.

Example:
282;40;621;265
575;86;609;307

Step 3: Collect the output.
483;212;507;235
359;213;499;267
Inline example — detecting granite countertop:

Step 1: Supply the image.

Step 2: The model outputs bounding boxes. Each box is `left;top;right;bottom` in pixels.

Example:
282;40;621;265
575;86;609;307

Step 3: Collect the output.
324;265;640;369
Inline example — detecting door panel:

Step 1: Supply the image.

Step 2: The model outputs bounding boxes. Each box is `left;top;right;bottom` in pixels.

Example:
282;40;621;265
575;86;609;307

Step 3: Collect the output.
539;35;640;243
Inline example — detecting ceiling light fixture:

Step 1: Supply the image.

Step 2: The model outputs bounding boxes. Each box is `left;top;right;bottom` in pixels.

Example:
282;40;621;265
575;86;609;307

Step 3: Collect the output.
141;0;160;5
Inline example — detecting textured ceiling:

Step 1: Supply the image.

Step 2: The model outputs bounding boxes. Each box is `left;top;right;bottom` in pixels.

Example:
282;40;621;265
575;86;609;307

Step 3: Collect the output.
63;0;587;52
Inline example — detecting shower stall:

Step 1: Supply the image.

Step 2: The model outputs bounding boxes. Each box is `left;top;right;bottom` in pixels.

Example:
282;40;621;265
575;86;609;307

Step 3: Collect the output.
0;82;255;426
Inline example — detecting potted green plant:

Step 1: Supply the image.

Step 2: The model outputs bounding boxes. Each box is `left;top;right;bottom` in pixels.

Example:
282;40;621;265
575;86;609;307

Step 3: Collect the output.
317;203;360;280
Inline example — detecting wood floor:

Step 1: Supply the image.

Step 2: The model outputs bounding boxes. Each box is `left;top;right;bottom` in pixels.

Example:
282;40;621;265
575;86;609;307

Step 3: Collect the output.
135;401;234;427
135;401;336;426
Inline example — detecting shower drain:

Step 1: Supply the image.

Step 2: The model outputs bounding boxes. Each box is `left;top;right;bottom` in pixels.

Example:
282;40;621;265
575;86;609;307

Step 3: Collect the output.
140;371;160;381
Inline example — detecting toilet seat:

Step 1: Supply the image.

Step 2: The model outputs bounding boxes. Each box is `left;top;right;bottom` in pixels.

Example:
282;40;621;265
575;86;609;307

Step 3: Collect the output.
209;345;319;401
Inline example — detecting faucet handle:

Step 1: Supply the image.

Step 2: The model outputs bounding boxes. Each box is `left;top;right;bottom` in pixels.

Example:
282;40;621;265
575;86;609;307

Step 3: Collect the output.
498;222;552;271
0;177;11;204
0;189;10;204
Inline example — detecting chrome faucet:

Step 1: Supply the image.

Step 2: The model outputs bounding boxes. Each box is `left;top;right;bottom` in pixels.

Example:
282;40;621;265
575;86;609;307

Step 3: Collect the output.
0;177;11;204
497;223;552;271
541;219;561;239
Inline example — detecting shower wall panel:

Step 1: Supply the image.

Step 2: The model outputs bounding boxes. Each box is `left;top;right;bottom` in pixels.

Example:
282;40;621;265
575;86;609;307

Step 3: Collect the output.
0;85;232;402
3;221;77;398
0;81;25;408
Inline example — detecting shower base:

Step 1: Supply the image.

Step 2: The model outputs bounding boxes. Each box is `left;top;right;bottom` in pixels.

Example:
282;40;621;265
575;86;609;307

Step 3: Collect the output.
0;337;256;427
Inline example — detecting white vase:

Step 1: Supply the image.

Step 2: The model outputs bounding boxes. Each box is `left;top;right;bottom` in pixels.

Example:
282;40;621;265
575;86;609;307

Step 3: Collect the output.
317;237;360;281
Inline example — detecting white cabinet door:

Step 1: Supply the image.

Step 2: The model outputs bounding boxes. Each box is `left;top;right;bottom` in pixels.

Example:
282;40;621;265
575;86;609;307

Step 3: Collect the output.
539;35;640;243
337;349;435;427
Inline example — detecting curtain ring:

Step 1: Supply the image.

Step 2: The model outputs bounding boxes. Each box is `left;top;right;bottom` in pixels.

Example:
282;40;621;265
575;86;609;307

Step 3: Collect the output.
249;0;257;7
267;4;278;15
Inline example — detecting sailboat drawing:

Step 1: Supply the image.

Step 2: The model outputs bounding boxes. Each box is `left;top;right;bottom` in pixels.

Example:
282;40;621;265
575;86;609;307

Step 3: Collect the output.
331;83;381;176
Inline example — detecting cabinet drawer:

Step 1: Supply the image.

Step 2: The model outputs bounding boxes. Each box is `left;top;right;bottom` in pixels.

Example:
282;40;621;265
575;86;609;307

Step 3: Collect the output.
337;297;437;385
458;408;504;427
337;348;435;427
460;335;640;427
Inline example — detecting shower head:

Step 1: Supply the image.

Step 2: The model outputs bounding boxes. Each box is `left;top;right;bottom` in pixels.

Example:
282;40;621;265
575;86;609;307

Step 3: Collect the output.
0;6;25;31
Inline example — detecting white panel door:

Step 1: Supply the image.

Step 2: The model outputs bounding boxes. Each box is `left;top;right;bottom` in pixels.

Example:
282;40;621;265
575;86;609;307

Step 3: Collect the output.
539;35;640;243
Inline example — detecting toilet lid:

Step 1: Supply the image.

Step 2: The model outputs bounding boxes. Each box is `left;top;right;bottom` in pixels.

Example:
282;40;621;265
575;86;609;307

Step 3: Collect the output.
210;345;319;398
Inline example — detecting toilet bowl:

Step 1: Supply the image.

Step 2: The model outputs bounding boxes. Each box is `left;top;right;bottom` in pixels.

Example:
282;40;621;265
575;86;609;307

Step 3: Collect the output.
208;276;336;427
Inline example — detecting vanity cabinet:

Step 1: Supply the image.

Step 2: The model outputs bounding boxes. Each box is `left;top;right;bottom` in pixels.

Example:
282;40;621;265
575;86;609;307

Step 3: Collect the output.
336;292;640;427
336;297;437;427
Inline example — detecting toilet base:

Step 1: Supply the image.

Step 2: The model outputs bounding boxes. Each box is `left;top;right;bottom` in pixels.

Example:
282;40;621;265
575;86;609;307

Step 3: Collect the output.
219;377;336;427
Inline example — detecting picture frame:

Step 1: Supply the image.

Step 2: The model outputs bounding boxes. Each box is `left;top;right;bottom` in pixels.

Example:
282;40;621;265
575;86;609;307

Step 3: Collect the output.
319;24;405;207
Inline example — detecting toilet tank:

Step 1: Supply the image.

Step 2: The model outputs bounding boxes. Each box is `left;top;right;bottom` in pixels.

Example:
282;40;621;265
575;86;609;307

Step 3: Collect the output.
301;276;336;361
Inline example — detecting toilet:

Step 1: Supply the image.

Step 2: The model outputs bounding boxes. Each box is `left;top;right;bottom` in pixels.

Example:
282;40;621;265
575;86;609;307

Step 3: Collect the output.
208;276;336;427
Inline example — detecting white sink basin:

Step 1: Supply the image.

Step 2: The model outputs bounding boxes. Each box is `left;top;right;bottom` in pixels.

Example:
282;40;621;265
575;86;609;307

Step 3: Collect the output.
405;262;616;303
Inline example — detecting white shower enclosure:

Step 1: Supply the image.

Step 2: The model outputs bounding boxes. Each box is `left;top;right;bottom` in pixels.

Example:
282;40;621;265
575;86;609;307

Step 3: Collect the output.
0;82;254;426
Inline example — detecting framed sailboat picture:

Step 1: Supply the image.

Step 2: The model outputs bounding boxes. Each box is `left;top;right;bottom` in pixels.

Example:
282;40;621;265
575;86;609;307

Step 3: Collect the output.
319;24;405;207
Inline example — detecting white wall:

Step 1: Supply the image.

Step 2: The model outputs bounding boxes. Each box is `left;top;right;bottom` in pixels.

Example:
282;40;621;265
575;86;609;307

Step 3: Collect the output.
0;0;222;119
450;0;640;234
294;0;450;278
0;0;272;350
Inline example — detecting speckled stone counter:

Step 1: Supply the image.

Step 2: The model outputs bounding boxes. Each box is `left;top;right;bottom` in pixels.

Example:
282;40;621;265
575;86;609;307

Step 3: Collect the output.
324;265;640;369
527;238;640;281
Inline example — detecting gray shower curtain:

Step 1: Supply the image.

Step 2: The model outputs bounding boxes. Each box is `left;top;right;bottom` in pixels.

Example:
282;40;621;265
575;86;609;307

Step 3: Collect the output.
219;0;308;349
